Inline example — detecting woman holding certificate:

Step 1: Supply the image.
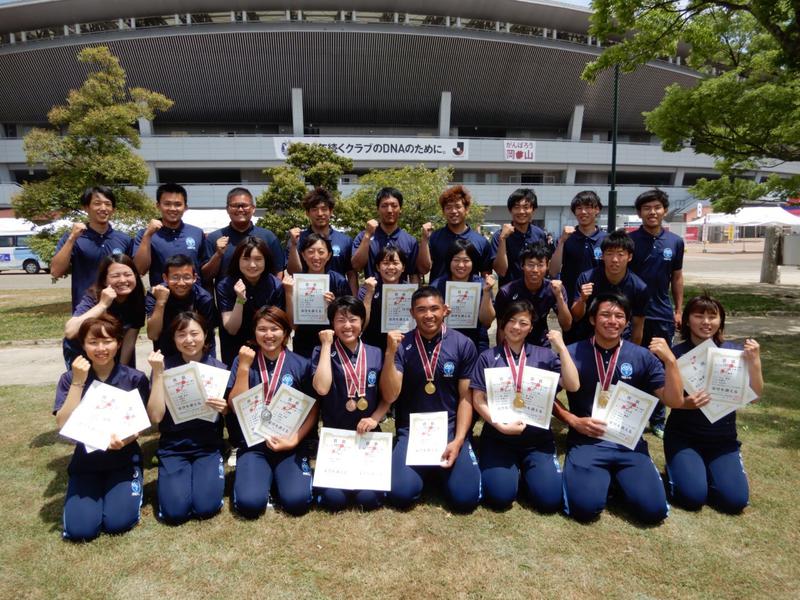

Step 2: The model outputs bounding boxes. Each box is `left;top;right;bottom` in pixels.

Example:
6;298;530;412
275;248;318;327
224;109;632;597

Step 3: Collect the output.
666;295;763;514
147;312;228;524
470;300;579;512
312;297;388;511
64;254;146;368
54;315;150;541
358;246;410;353
227;306;316;517
283;233;351;358
429;239;495;353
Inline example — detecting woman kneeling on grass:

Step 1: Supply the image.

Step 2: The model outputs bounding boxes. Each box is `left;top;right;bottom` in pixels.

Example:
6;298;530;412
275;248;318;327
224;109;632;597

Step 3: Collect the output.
665;295;763;514
147;311;228;524
54;314;150;542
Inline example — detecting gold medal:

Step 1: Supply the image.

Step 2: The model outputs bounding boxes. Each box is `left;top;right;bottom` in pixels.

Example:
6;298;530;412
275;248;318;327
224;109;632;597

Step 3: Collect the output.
598;390;610;409
345;398;357;412
356;396;368;411
425;381;436;395
513;391;525;409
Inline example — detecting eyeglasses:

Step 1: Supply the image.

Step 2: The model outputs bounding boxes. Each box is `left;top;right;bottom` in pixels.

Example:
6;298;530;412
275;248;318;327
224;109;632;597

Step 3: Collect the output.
227;203;253;211
168;275;195;283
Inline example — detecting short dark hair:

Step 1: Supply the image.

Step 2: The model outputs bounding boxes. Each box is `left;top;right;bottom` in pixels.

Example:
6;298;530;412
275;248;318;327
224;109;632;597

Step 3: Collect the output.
507;188;537;211
163;253;195;275
411;285;442;307
80;186;116;208
227;236;274;279
444;239;480;278
226;187;254;205
302;187;335;211
251;306;292;347
680;295;726;345
635;189;669;211
327;296;367;326
570;190;602;213
78;314;123;346
298;232;332;272
376;245;406;267
587;292;632;322
375;187;403;208
518;242;551;265
498;300;536;330
169;310;211;355
156;183;188;204
600;229;634;254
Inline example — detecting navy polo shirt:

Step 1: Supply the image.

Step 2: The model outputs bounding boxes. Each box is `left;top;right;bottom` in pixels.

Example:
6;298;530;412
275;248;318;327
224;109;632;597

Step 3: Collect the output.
630;227;684;322
55;225;133;310
132;221;208;287
357;281;388;353
490;225;547;286
428;225;492;281
565;340;665;448
54;363;150;474
393;327;477;434
144;283;217;357
559;227;606;303
293;227;354;277
311;341;383;430
430;274;489;351
667;339;740;442
157;353;228;455
571;267;650;342
291;270;353;358
215;274;285;367
205;223;285;279
494;278;568;347
352;226;419;281
470;343;561;445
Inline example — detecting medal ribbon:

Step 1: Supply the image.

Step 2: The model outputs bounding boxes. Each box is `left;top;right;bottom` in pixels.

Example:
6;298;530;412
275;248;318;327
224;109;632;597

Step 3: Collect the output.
591;336;622;391
503;341;527;395
257;349;286;405
414;324;447;385
334;338;366;398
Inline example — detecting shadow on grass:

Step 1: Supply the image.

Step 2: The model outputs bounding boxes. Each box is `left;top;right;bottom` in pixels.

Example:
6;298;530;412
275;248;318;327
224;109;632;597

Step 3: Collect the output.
30;429;62;448
739;411;800;449
0;301;71;317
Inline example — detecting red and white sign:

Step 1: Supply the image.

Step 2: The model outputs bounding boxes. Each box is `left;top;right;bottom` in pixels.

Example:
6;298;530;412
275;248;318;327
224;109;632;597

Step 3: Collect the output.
504;140;536;162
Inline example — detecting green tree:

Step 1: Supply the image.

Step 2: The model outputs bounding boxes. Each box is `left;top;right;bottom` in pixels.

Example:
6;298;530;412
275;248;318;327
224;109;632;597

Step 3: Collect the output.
13;45;173;262
256;142;353;236
586;1;800;210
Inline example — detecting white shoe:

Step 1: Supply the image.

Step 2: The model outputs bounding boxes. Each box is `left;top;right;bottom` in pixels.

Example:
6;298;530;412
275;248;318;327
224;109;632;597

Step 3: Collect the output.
227;448;237;467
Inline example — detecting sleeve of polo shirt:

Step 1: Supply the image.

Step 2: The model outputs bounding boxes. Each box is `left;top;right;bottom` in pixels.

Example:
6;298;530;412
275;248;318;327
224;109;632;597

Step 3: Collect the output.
73;293;97;317
266;232;285;274
271;279;286;310
134;370;151;406
489;230;500;261
203;232;217;266
197;230;210;264
493;285;509;319
393;341;406;374
457;336;478;379
572;271;590;304
468;352;490;392
225;356;240;398
479;238;493;272
406;238;420;276
215;278;236;313
144;292;156;317
120;233;134;257
643;351;666;394
131;229;146;257
351;230;365;255
53;371;72;415
54;230;71;256
673;237;685;272
632;279;650;317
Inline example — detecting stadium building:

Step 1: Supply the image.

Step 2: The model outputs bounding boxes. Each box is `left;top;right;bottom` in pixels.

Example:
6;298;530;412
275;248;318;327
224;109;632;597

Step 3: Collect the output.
1;0;798;231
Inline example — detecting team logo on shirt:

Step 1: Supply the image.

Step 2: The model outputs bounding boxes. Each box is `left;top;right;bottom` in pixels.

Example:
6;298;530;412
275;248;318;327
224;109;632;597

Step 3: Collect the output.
663;248;673;260
511;293;519;300
593;247;602;260
332;244;341;257
367;370;377;386
281;374;294;386
131;467;141;496
186;238;196;250
619;362;634;378
112;248;123;256
443;361;456;377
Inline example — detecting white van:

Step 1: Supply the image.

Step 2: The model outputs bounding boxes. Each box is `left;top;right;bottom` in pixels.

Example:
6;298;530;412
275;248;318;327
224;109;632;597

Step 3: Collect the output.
0;231;49;273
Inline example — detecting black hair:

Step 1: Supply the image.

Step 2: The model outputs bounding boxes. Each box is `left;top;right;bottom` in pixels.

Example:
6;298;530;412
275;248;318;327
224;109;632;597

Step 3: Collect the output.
444;239;480;278
376;245;407;266
635;189;669;212
587;292;632;322
506;188;538;211
327;296;367;326
518;242;551;265
227;236;274;279
298;232;332;272
600;229;634;254
411;285;442;307
156;183;188;204
162;253;195;275
89;254;146;320
375;187;403;208
80;186;116;208
226;187;254;205
169;310;211;355
570;190;602;213
680;295;726;345
302;187;335;211
498;300;536;330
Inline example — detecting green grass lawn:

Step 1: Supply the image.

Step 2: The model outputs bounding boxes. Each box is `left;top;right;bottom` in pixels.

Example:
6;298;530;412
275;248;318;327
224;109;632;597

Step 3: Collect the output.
683;284;800;315
0;288;71;342
1;334;798;599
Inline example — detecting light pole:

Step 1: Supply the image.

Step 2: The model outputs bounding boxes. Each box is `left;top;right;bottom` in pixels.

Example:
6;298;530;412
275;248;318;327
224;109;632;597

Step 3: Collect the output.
608;63;619;231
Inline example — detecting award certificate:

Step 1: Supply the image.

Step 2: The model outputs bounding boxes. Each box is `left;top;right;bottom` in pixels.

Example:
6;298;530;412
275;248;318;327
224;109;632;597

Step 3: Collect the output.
194;361;230;399
701;385;758;424
598;381;658;450
313;428;393;491
704;347;748;404
254;384;316;439
293;274;330;325
406;411;449;466
677;338;716;395
381;284;417;333
485;366;559;429
162;363;217;424
445;281;481;329
231;383;267;447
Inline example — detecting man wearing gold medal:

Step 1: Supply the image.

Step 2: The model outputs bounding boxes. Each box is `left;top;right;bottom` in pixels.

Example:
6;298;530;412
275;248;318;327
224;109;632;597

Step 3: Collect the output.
380;287;482;512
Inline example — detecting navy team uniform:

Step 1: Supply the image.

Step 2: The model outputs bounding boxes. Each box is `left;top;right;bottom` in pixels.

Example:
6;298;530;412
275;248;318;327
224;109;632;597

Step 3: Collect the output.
53;364;149;541
558;227;606;309
571;267;649;342
55;226;133;311
352;226;419;281
311;342;384;510
205;224;285;278
290;271;351;358
490;225;547;286
293;227;354;278
430;274;490;352
144;283;217;357
132;221;208;288
562;340;669;524
358;280;411;354
470;345;563;512
226;351;314;517
665;340;749;513
427;226;492;281
494;279;568;348
156;353;227;523
389;328;482;512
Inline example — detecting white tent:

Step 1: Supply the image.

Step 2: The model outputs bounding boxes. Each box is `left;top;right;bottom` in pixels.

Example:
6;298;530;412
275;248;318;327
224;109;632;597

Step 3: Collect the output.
0;218;38;233
182;209;230;233
688;207;800;227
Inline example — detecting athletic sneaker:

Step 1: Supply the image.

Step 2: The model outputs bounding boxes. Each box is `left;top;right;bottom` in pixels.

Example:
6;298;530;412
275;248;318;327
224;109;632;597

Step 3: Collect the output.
227;447;237;467
651;423;665;439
